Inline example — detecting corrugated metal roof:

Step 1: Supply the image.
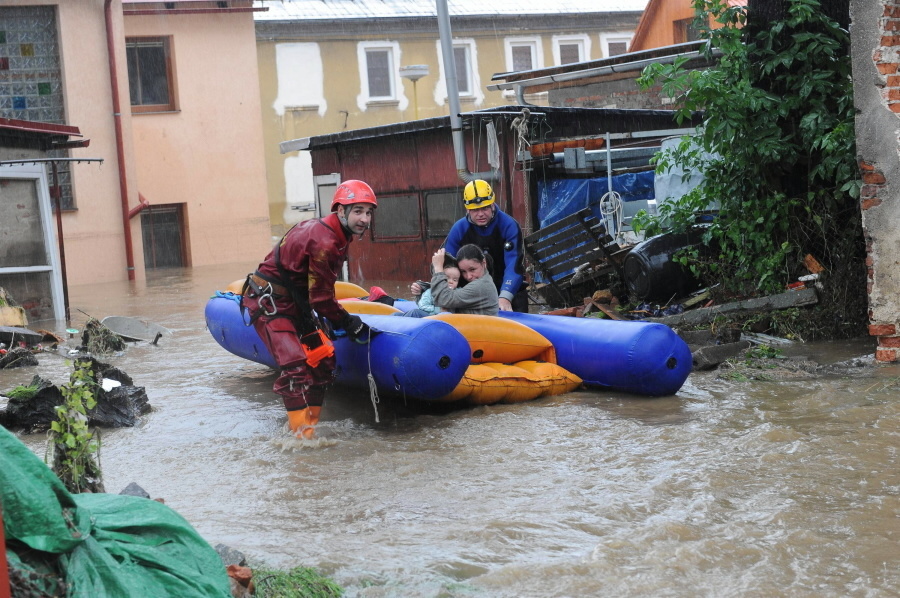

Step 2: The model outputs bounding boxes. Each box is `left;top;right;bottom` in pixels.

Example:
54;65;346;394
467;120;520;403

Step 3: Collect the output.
256;0;648;21
287;105;701;152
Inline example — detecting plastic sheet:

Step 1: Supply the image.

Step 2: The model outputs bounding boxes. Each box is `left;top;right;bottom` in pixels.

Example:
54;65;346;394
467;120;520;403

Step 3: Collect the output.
536;171;656;228
0;425;232;598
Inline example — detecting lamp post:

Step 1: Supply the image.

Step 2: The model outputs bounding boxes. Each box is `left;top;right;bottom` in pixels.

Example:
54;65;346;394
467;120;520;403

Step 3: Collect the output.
400;64;429;120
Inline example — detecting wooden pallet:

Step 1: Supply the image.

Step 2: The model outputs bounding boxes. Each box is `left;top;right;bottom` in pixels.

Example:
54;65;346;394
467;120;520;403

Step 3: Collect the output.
524;208;626;306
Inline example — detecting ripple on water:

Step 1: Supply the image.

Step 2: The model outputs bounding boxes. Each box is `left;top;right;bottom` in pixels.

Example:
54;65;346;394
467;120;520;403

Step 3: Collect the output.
5;266;899;597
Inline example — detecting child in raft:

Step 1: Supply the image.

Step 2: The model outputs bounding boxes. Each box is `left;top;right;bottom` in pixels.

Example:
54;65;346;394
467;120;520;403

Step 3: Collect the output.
398;254;461;318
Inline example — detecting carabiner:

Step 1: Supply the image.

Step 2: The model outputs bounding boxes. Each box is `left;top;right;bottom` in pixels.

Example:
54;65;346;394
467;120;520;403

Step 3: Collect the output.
259;291;278;316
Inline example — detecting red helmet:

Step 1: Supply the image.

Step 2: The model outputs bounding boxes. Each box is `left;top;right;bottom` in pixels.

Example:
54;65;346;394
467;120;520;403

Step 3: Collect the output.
331;180;377;211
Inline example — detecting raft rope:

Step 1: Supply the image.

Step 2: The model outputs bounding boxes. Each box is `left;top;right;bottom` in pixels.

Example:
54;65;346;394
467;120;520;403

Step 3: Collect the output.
601;130;626;243
511;109;533;236
365;329;380;424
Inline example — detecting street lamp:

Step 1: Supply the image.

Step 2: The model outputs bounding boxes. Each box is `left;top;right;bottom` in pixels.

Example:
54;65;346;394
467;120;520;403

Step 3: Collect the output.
400;64;429;120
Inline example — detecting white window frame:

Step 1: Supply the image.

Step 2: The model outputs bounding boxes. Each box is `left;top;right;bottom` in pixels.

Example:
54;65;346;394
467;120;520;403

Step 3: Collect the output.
312;173;349;280
504;36;543;73
552;34;591;66
599;33;633;58
0;162;65;321
357;41;401;105
313;173;341;219
453;44;472;96
435;39;483;104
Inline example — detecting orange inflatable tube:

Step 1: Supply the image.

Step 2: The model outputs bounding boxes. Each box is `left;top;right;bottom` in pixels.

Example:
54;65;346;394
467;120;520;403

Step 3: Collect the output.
427;313;556;364
223;278;369;300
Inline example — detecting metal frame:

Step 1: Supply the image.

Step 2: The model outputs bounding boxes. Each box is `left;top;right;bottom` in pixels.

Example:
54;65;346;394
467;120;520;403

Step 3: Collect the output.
0;162;65;322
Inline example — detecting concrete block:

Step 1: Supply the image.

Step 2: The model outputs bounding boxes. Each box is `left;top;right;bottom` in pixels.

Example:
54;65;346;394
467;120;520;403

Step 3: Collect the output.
692;340;751;371
648;288;819;327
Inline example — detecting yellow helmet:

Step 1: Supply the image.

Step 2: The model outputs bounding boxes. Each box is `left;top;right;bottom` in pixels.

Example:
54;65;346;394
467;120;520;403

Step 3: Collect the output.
463;180;495;210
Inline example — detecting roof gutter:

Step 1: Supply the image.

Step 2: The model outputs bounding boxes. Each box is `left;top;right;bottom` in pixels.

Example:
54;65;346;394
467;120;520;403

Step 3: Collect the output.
105;0;137;280
488;48;721;94
436;0;495;184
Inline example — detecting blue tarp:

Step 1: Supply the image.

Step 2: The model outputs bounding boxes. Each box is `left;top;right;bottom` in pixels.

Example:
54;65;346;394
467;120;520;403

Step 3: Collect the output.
536;171;655;229
531;173;655;285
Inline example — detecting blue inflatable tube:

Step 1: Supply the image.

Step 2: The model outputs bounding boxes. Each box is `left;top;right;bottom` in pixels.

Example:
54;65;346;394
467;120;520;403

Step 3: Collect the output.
498;312;691;396
204;294;471;401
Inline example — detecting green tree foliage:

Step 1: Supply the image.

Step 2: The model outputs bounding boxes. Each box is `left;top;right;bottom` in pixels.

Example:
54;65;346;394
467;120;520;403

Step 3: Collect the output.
49;359;105;494
636;0;863;302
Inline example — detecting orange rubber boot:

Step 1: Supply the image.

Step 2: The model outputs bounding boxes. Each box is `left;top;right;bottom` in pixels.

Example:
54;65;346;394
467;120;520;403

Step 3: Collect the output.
286;406;322;439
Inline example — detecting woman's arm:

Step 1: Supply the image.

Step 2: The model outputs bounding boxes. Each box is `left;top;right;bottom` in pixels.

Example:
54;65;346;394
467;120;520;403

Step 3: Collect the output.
432;272;495;311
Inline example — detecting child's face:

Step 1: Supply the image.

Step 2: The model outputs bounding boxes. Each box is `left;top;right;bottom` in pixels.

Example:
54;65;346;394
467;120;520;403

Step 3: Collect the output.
444;267;461;289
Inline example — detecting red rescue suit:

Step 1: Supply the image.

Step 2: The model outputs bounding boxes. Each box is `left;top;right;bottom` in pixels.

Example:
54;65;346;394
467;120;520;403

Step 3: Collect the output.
242;213;352;412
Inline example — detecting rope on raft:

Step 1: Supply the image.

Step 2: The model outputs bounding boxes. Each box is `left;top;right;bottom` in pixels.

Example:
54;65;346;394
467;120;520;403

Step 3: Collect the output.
365;329;380;423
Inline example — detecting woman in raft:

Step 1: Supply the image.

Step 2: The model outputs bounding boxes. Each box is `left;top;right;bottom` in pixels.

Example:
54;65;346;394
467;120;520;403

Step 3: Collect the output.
429;244;499;316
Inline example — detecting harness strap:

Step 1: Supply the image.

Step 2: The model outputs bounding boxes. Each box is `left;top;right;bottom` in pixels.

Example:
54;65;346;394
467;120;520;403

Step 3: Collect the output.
273;223;320;335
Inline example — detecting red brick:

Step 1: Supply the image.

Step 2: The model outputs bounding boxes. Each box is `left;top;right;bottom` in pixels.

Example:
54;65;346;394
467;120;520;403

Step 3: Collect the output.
887;89;900;100
863;171;887;184
880;336;900;348
861;198;883;210
877;62;900;75
887;7;900;18
860;184;882;198
870;323;897;336
866;256;874;266
889;102;900;113
876;348;898;362
859;160;876;171
881;35;900;46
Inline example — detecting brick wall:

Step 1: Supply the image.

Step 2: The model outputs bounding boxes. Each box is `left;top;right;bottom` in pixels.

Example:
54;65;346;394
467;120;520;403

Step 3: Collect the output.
861;1;900;361
876;2;900;117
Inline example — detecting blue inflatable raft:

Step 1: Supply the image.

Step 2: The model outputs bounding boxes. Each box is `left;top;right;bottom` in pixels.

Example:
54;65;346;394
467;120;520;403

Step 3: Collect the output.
205;294;471;400
204;294;692;399
498;311;692;396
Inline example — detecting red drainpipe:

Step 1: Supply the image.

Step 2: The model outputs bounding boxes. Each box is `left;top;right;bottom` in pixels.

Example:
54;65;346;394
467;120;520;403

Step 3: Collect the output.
129;192;151;219
104;0;137;281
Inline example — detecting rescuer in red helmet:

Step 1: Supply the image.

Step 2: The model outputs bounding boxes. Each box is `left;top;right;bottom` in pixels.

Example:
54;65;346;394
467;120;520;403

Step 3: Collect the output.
241;180;378;439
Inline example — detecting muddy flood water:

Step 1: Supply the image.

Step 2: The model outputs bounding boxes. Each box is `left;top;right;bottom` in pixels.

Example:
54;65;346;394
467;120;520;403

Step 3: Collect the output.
2;262;899;597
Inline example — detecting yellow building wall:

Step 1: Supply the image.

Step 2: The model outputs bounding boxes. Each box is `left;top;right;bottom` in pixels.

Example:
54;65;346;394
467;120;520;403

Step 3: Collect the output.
125;12;272;266
257;21;638;236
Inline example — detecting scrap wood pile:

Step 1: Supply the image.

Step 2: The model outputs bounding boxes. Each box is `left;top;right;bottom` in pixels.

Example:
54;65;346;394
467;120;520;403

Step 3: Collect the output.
540;253;827;325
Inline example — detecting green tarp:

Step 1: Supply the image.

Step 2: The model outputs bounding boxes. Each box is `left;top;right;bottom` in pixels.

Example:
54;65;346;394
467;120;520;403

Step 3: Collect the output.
0;425;232;597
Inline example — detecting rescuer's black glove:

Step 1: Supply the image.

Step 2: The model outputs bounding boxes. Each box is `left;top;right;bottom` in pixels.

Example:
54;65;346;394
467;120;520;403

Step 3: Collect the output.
341;314;379;344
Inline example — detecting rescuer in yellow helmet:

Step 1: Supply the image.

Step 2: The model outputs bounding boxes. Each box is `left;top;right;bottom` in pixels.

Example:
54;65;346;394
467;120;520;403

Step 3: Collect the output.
447;179;527;312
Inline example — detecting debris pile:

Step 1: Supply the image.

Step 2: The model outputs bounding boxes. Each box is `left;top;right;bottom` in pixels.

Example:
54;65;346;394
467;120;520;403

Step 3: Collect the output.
0;358;150;431
81;317;127;355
